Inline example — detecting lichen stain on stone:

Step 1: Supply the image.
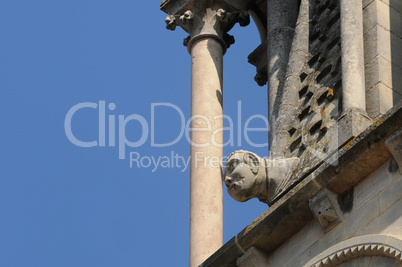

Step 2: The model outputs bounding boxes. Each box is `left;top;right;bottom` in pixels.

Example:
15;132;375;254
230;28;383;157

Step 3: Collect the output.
320;106;327;119
245;214;265;233
372;117;384;128
327;88;334;98
342;138;355;151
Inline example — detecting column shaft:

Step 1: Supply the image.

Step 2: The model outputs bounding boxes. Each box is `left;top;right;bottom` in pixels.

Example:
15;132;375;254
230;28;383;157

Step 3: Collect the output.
189;37;223;267
267;0;299;151
340;0;366;113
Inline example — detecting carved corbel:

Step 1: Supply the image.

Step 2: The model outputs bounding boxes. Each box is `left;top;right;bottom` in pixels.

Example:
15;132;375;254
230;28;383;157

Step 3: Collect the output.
309;188;343;232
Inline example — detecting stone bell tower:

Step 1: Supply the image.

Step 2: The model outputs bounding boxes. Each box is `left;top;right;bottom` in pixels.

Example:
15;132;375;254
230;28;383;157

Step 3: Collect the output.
161;0;402;266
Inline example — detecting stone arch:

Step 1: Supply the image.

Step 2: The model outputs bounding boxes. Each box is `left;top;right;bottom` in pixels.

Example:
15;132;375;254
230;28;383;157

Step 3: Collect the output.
247;3;267;42
305;235;402;267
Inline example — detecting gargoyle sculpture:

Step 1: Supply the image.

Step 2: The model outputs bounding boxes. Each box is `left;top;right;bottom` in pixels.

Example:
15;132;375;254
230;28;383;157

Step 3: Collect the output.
223;150;300;204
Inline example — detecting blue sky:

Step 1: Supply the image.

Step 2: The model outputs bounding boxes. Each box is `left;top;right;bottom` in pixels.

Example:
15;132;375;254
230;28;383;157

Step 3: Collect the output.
1;1;269;266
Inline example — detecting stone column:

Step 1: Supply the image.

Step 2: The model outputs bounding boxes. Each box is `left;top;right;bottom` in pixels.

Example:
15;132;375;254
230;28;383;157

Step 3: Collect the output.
270;0;309;157
267;0;299;151
189;34;224;267
161;1;249;266
340;0;366;114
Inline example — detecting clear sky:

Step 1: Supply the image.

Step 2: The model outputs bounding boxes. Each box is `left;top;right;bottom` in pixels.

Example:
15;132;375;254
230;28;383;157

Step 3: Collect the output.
1;1;269;266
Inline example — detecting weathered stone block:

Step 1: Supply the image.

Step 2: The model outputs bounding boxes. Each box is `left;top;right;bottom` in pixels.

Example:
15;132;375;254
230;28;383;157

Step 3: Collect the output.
286;50;308;77
379;173;402;212
364;26;392;63
363;0;392;34
344;196;380;237
336;110;372;148
236;246;270;267
366;83;394;117
365;56;393;90
390;6;402;38
395;87;402;105
391;33;402;69
354;159;397;210
268;220;323;266
370;256;402;266
381;0;402;12
290;221;345;267
363;0;402;37
364;198;402;239
363;0;375;9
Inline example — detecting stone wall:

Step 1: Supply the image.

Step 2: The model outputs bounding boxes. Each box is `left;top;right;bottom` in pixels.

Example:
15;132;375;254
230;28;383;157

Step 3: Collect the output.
364;0;402;117
268;0;402;202
265;158;402;266
286;0;342;160
201;105;402;267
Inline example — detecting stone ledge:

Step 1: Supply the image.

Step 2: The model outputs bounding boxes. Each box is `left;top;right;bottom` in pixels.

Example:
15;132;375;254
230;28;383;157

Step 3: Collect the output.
200;102;402;267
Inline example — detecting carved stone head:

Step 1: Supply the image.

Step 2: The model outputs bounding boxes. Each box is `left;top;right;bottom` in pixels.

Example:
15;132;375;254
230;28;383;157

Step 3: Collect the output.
223;150;267;202
223;150;300;204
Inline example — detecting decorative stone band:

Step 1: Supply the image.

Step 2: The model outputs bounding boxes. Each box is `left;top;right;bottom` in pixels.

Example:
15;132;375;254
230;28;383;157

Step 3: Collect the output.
186;33;228;55
306;235;402;267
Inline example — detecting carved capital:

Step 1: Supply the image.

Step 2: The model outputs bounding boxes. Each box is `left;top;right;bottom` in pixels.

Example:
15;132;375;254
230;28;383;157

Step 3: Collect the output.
161;0;249;53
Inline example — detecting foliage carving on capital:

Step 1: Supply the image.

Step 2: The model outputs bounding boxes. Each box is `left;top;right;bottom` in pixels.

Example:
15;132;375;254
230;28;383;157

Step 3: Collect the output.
163;1;250;50
165;15;177;31
216;8;231;22
180;10;193;25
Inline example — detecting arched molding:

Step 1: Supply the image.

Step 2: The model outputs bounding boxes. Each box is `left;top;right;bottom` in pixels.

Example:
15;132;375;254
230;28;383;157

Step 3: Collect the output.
248;3;267;42
305;235;402;267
